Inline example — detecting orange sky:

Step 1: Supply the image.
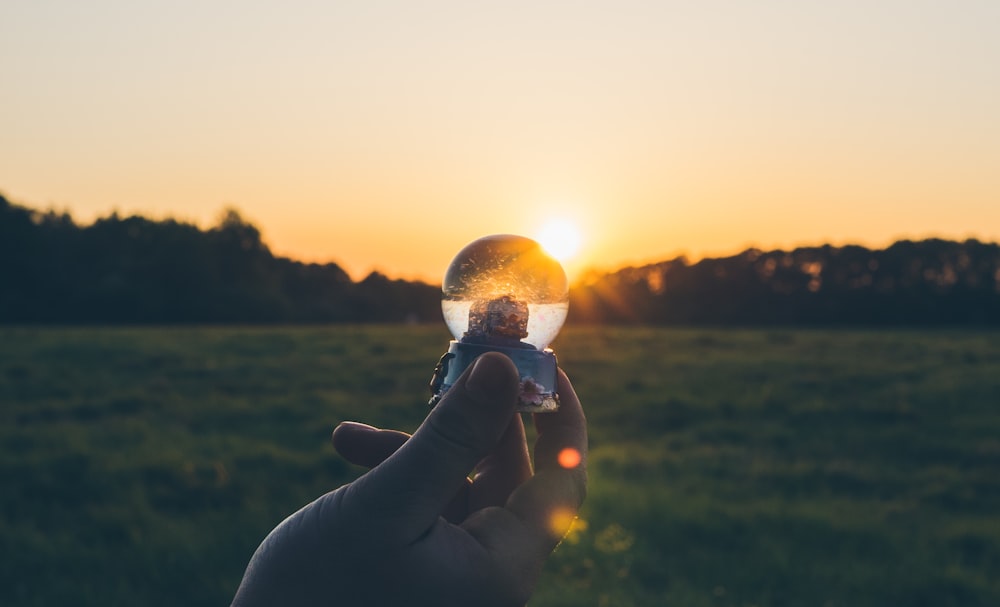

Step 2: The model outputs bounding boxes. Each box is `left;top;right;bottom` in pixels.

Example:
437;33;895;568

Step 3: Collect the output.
2;1;998;283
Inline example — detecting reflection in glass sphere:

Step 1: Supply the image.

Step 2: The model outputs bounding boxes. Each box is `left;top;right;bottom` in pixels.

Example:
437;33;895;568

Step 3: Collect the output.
429;234;569;413
442;234;568;351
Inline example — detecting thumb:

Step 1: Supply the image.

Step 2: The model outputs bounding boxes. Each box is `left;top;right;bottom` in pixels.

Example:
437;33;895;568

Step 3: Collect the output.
338;352;520;544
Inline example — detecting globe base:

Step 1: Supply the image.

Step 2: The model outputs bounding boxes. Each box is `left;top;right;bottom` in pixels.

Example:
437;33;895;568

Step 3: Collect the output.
429;340;560;413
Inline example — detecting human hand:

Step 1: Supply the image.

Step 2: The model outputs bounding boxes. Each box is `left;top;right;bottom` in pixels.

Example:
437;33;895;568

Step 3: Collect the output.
231;352;587;607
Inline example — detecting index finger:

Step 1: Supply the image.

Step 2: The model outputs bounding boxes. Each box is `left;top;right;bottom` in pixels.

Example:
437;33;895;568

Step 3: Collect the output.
503;368;587;552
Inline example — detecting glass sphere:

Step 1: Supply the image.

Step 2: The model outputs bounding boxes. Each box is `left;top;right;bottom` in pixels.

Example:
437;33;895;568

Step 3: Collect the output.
442;234;568;350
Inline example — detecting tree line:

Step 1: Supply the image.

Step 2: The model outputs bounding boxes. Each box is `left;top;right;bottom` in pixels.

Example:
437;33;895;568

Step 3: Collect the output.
0;195;440;323
2;194;999;325
571;239;1000;325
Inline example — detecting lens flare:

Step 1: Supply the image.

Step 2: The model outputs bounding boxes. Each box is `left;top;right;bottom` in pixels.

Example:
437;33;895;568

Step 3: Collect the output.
548;507;578;538
558;447;582;469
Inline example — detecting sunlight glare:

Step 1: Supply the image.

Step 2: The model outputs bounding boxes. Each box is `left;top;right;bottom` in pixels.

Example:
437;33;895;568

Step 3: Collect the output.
536;219;583;263
548;507;579;538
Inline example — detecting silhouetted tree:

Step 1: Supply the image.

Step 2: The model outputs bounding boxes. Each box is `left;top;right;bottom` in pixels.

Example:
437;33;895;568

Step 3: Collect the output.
2;192;999;325
568;239;1000;326
0;194;438;324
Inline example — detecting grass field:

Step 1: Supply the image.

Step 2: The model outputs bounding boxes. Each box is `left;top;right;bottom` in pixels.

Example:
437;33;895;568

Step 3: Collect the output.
1;325;999;606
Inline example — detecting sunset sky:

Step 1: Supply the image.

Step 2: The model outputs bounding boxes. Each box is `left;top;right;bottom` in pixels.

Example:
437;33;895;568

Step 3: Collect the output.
3;1;998;282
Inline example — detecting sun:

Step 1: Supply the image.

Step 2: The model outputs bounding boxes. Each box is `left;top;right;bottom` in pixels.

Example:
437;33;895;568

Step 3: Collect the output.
536;218;582;263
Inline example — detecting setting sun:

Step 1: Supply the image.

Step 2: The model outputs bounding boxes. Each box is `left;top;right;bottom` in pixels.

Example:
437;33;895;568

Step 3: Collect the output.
536;219;583;263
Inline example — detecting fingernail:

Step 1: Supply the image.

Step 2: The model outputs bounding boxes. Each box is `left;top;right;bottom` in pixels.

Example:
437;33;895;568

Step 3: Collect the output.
331;421;376;443
337;421;377;431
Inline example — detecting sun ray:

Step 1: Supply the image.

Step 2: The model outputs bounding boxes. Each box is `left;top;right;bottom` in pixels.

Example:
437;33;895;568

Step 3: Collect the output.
536;219;582;263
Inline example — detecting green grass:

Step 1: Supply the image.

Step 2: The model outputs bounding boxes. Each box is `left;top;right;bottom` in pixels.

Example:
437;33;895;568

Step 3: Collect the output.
1;326;998;606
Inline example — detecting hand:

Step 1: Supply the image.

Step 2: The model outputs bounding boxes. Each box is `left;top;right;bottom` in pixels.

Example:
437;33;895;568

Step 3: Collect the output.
231;352;588;607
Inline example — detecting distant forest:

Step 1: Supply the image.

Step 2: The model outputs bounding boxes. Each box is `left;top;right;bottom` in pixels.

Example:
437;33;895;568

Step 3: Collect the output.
2;194;999;325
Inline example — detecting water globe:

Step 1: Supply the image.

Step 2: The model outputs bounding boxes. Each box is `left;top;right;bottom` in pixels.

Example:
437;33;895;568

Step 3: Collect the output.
429;234;569;412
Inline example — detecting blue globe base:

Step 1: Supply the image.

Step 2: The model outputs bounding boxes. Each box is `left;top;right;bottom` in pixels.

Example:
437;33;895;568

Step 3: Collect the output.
429;340;559;413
